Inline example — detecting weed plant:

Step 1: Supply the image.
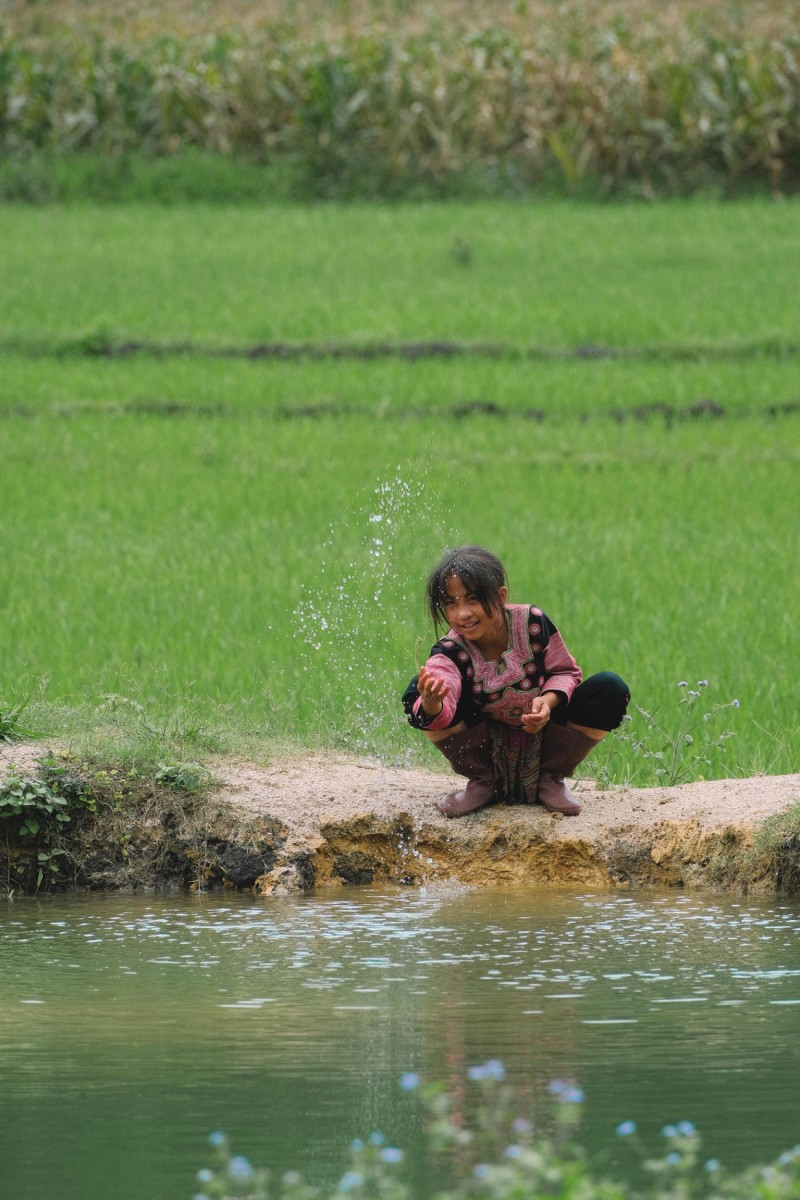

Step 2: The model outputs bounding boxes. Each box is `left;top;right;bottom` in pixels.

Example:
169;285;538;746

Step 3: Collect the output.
190;1062;800;1200
591;681;742;788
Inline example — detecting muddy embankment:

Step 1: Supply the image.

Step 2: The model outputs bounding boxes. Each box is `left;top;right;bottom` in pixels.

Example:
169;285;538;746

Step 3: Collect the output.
2;743;799;896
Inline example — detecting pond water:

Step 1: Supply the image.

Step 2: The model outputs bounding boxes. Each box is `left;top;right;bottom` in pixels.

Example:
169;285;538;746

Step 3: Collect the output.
2;885;800;1199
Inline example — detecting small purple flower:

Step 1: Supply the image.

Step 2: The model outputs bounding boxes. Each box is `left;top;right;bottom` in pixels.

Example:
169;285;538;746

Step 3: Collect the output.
467;1064;487;1081
368;1131;385;1147
688;690;700;698
698;680;709;688
705;1159;721;1172
228;1156;255;1181
512;1118;533;1135
399;1072;420;1091
677;681;688;689
731;699;740;708
351;1139;364;1152
666;1152;681;1166
505;1145;523;1160
616;1121;637;1137
548;1079;568;1095
662;1125;678;1139
473;1164;490;1178
208;1131;227;1147
196;1169;214;1184
561;1086;585;1104
380;1147;404;1164
677;1120;696;1137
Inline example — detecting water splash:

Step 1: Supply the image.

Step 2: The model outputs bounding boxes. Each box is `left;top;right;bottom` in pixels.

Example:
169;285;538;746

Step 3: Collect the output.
294;467;447;761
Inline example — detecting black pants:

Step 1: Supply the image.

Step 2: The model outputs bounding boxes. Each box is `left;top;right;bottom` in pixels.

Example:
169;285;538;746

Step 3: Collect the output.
551;671;630;732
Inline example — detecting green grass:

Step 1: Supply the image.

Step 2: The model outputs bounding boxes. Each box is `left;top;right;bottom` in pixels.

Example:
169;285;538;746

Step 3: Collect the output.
1;199;798;783
2;201;800;347
3;353;800;419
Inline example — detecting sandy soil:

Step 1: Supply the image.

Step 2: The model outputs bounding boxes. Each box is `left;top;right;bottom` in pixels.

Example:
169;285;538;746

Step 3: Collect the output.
3;741;799;893
210;751;800;838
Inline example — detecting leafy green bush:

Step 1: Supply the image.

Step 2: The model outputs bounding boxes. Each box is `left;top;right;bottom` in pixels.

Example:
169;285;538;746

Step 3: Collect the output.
190;1063;800;1199
0;755;95;886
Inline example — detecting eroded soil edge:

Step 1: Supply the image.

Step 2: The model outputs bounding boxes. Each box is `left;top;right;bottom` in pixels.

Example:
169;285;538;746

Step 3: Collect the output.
2;743;799;896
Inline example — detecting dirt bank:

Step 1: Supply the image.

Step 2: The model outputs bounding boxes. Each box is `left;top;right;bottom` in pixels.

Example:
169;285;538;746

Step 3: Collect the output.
212;754;800;895
2;743;799;896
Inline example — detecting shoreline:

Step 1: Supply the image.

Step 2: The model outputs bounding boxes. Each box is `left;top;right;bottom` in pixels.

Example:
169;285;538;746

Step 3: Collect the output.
2;742;799;897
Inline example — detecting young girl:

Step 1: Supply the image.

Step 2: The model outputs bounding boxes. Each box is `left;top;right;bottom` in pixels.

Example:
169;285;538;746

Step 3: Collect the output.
402;546;630;817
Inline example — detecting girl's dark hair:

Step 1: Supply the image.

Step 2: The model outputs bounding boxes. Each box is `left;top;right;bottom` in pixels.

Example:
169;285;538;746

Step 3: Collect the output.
426;545;508;631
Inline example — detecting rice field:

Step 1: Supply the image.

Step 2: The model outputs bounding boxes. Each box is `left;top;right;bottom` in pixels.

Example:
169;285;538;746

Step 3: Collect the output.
1;199;798;782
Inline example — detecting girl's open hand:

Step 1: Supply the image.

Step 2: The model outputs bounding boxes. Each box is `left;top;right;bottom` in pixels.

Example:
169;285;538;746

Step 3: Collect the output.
520;695;552;734
418;665;450;716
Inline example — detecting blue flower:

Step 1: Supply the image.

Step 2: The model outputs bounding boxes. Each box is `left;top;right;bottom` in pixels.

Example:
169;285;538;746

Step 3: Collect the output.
677;1120;696;1137
483;1059;506;1080
473;1164;490;1178
731;699;740;708
368;1131;385;1147
468;1059;506;1082
228;1156;255;1181
512;1118;533;1135
662;1125;678;1139
561;1086;585;1104
338;1170;365;1192
548;1079;568;1095
677;681;688;688
705;1159;721;1172
208;1131;227;1147
616;1121;637;1137
400;1072;420;1091
350;1139;364;1152
666;1152;681;1166
698;680;709;688
196;1169;214;1184
505;1145;523;1160
380;1147;404;1164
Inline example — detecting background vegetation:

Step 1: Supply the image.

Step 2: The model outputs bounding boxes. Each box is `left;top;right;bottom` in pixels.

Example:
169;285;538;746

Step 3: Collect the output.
1;200;797;783
2;0;800;200
1;1;797;786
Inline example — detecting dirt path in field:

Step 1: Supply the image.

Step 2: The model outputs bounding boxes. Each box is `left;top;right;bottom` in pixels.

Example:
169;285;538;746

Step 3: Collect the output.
2;742;799;896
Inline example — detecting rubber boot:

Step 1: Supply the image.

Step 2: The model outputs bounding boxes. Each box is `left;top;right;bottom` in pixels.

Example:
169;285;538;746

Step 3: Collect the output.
434;723;496;818
537;723;597;816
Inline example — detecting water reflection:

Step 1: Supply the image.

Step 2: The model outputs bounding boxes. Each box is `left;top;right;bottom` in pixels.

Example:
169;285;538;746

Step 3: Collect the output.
1;886;799;1200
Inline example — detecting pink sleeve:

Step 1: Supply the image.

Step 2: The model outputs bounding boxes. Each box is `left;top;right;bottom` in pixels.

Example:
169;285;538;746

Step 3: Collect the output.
412;654;463;730
541;631;582;701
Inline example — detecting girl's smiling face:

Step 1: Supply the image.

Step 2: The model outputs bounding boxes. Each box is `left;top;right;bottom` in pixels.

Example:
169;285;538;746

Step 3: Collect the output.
440;573;508;647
